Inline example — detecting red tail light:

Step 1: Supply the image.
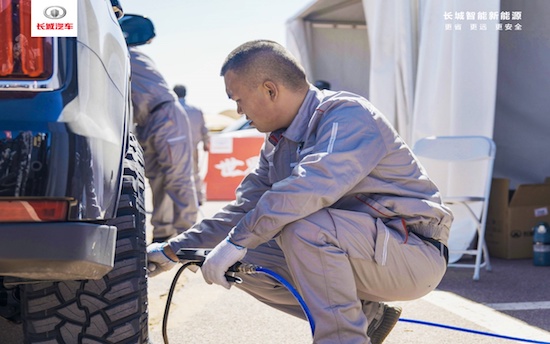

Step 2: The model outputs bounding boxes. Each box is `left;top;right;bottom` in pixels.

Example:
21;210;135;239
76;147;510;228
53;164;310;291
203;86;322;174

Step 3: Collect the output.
0;0;53;79
0;199;70;222
19;0;45;77
0;0;14;76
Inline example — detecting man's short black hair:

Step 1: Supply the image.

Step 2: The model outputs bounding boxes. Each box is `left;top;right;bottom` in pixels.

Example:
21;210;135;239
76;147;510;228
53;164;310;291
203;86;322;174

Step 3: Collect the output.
220;40;307;92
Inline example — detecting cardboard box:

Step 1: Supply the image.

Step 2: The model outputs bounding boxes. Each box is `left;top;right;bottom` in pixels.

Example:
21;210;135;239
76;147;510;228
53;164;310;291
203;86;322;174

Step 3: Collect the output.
485;178;550;259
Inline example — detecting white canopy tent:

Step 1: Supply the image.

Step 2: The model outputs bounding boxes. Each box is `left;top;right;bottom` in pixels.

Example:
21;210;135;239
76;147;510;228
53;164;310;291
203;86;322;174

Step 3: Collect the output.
286;1;371;107
286;0;550;189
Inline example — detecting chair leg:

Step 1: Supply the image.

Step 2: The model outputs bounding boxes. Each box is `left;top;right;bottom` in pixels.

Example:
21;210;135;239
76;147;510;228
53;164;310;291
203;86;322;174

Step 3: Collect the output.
473;252;482;280
472;230;485;281
483;241;492;272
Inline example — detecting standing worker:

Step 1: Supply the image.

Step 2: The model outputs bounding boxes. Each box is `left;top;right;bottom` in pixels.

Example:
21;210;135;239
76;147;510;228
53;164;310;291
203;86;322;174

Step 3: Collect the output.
147;40;452;344
173;84;210;205
120;17;198;242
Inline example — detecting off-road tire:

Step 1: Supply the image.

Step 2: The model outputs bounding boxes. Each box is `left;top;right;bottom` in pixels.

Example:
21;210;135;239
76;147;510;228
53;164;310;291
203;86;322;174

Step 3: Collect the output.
20;134;149;344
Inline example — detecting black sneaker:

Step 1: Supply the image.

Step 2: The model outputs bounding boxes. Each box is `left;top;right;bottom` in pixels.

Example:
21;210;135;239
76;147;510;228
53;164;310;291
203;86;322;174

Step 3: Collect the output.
366;304;402;344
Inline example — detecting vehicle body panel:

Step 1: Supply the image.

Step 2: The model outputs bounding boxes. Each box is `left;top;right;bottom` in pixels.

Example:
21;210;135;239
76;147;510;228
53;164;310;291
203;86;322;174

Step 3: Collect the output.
0;0;130;279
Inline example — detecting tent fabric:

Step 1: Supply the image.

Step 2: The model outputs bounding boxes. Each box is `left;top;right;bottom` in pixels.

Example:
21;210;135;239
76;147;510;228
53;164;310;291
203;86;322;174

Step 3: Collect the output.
286;0;549;188
308;24;370;96
492;0;550;188
364;0;500;143
286;0;499;145
362;0;420;141
285;0;370;98
286;15;314;78
409;0;500;144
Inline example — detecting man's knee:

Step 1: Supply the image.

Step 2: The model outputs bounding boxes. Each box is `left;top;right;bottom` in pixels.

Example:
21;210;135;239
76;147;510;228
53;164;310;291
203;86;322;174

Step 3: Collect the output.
278;209;337;250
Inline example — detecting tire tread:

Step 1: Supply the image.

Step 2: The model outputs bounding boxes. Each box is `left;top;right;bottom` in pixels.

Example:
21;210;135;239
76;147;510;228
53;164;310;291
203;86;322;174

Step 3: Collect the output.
21;135;149;344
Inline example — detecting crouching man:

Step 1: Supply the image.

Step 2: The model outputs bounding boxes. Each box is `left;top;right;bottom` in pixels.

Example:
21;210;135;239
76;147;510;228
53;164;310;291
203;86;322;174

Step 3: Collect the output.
148;39;452;344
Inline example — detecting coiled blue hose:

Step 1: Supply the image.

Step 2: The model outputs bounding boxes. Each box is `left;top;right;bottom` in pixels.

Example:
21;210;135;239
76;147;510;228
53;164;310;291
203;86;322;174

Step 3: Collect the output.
253;267;550;344
399;318;550;344
163;262;550;344
255;266;316;335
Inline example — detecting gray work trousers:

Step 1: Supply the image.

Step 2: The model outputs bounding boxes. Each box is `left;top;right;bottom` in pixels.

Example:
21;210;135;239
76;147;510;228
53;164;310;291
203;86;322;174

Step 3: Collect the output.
235;208;447;344
192;147;205;204
137;101;198;238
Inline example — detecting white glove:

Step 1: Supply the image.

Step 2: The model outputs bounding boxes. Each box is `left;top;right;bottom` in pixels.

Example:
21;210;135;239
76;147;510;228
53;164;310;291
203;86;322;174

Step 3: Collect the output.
201;237;247;289
147;242;178;277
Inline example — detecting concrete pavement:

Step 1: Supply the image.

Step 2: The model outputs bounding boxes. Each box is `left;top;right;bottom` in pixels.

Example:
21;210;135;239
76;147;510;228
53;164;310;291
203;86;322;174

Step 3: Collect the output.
147;200;550;344
2;196;548;343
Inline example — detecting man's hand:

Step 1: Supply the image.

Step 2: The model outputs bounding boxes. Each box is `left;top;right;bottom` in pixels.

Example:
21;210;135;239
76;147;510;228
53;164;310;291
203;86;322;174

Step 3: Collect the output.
201;237;247;289
147;243;178;277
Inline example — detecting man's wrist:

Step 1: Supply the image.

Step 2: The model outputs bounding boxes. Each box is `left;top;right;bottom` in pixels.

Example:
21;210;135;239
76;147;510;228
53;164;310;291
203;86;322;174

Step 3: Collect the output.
226;237;246;250
162;244;179;262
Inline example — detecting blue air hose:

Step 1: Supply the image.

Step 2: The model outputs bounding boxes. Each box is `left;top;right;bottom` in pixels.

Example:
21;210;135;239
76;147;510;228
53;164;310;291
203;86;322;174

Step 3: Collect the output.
254;266;316;335
256;268;550;344
398;318;550;344
162;261;550;344
257;267;550;344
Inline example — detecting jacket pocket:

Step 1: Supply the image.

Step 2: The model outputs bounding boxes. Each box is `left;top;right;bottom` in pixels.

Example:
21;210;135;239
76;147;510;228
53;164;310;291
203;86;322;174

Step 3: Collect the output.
374;218;391;266
354;194;400;219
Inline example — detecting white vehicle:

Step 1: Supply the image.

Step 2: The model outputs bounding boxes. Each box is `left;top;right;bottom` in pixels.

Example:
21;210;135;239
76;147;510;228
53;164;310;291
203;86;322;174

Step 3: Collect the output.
0;1;154;342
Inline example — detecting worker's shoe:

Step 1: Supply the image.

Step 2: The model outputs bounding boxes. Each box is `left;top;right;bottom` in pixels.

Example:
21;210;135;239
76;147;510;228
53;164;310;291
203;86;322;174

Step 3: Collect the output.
365;302;402;344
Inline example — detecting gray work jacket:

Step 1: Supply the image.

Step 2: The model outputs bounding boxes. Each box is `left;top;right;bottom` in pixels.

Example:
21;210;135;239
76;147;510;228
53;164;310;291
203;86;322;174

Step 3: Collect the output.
170;86;452;251
179;99;209;148
129;47;178;127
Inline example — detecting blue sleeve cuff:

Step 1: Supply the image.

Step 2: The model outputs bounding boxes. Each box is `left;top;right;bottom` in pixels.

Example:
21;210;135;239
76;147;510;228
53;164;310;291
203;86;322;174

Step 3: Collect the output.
161;243;178;262
226;236;246;250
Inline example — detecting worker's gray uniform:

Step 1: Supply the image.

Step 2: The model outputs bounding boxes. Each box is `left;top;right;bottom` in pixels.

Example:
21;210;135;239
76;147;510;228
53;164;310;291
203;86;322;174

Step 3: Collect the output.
178;98;209;204
129;47;198;238
169;87;452;343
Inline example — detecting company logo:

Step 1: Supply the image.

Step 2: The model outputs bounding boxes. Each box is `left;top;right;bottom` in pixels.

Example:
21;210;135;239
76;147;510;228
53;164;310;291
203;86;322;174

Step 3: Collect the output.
43;6;67;19
32;1;77;37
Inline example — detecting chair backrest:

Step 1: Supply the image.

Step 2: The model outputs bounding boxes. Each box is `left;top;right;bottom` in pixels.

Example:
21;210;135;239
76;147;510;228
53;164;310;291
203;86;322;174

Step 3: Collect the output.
412;136;496;162
413;136;497;270
412;135;496;209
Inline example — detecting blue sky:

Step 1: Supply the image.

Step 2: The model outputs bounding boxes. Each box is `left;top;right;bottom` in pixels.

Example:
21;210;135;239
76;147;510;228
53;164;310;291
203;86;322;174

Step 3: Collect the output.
123;0;313;115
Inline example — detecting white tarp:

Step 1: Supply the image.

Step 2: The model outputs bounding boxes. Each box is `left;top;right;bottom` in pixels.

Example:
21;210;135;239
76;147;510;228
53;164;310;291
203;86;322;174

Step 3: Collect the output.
286;0;370;101
407;0;499;143
492;0;550;187
362;0;420;141
286;0;550;189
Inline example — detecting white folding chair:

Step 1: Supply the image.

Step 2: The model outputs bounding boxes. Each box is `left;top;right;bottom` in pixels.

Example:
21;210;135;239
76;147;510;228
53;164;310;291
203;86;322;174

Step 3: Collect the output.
412;136;496;280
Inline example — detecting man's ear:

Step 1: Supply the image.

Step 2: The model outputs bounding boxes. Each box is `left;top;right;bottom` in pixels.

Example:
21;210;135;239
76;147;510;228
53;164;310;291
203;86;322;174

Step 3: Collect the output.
263;81;278;101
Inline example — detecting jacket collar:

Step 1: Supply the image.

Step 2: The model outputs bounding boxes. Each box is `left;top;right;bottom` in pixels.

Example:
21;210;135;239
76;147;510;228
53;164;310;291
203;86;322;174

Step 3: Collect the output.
275;85;323;144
